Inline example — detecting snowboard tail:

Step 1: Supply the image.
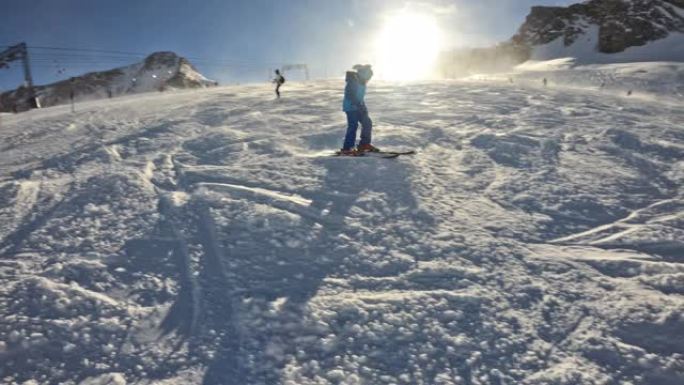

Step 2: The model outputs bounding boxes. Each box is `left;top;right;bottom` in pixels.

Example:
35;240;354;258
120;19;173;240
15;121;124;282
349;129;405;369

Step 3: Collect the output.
374;150;416;157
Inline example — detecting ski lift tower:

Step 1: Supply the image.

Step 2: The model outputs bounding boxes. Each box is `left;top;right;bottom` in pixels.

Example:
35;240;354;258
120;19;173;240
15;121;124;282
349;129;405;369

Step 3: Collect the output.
281;64;310;81
0;42;38;109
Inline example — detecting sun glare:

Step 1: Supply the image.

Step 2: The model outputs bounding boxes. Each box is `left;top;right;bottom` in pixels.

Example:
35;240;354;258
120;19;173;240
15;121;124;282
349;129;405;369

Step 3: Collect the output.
375;13;443;81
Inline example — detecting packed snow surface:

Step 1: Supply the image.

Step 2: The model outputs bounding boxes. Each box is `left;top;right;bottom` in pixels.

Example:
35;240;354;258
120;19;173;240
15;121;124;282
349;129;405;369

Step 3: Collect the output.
0;78;683;385
470;60;684;102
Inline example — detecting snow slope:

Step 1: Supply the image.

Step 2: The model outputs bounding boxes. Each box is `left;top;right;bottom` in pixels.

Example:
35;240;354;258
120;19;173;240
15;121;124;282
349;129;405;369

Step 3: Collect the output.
468;60;684;102
0;79;683;385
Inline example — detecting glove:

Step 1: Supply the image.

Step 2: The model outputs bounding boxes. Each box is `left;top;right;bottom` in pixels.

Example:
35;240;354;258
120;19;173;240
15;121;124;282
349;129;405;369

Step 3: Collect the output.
357;103;368;114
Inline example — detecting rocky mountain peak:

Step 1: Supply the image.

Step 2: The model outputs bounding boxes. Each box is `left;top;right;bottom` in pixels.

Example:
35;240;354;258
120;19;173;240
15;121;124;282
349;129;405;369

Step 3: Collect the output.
512;0;684;54
1;51;216;112
142;51;181;71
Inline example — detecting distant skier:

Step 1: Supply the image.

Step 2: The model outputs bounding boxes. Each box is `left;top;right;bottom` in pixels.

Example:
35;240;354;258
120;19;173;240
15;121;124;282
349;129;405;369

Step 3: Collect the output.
70;77;76;113
543;77;548;87
339;64;377;156
273;69;285;98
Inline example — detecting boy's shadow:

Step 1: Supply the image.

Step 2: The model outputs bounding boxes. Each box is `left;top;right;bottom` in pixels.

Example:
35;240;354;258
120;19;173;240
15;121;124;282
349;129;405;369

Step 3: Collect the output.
202;154;424;384
119;145;424;384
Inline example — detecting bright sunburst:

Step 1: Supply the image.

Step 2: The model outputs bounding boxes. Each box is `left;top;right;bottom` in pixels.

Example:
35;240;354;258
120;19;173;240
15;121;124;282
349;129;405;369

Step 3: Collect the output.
375;13;443;81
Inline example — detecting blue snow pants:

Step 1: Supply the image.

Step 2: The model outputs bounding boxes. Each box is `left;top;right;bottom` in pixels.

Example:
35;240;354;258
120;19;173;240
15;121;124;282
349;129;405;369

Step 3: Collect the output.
342;110;372;150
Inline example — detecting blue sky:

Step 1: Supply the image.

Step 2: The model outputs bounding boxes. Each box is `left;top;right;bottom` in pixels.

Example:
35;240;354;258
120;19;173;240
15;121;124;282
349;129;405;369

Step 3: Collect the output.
1;0;576;89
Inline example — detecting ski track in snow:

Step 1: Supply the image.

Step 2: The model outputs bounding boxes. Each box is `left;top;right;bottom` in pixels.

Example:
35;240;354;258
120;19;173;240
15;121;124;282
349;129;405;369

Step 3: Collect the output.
0;78;683;385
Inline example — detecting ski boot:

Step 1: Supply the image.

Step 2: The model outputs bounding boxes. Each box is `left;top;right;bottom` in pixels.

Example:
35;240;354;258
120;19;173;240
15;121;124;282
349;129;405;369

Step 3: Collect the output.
338;148;362;156
357;144;380;153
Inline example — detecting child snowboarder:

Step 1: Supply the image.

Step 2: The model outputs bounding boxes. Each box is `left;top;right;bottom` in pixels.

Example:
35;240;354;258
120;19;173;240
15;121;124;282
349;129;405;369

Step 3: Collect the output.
273;69;285;98
339;64;377;155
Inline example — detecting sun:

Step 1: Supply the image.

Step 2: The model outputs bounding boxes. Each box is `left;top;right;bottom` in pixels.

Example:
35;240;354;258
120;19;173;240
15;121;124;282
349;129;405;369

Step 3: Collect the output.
375;13;443;81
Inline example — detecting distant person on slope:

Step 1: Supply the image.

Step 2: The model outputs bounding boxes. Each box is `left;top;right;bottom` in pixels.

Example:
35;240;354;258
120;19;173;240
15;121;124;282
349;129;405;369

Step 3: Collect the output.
273;69;285;98
339;64;377;156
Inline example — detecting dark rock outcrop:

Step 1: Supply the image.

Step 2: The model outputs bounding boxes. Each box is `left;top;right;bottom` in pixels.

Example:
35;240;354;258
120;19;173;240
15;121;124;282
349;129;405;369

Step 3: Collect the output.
512;0;684;54
439;0;684;77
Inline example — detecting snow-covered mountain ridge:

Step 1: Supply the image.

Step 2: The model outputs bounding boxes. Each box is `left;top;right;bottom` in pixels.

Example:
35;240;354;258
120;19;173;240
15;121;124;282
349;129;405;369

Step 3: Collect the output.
0;51;216;112
1;79;682;384
439;0;684;76
512;0;684;62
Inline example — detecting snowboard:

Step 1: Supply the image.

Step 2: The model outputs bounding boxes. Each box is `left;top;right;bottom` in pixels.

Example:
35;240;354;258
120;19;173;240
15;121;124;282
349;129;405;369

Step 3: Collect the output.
333;150;416;159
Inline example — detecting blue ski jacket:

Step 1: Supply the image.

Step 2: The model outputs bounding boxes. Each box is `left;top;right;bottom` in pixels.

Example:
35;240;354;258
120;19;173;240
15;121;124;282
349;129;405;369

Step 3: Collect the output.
342;71;366;112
